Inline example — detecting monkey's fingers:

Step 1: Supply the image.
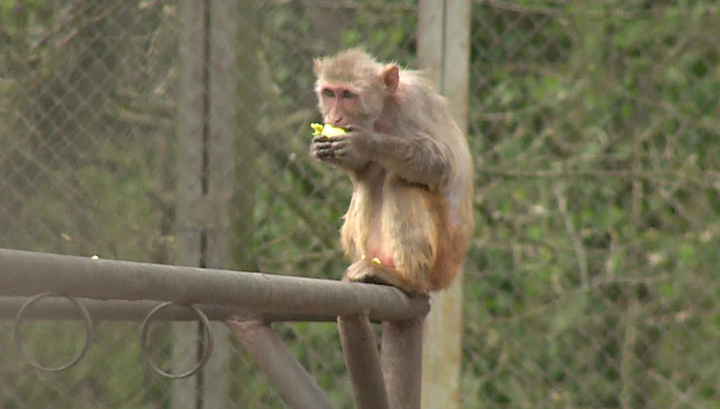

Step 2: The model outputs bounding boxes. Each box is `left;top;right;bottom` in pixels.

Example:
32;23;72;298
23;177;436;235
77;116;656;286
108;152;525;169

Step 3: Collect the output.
311;142;337;165
329;135;365;161
312;140;333;153
312;135;331;143
311;147;334;160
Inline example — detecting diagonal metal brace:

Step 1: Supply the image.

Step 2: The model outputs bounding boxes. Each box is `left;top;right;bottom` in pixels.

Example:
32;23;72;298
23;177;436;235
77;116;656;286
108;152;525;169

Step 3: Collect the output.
226;318;336;409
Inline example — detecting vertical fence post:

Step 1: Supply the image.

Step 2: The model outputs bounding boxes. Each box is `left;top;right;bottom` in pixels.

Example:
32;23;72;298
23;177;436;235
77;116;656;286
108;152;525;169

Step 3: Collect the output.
175;0;238;407
201;0;240;407
418;0;472;408
174;1;209;408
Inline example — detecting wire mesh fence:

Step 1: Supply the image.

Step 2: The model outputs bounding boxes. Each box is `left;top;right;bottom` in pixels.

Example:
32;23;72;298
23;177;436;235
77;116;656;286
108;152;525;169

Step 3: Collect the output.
1;0;719;408
464;2;720;408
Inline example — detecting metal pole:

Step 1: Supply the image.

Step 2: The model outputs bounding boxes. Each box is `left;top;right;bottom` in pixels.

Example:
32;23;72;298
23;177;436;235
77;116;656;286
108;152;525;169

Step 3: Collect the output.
0;249;429;322
337;314;390;409
382;318;425;409
202;0;243;403
417;0;471;407
176;0;209;406
0;297;339;323
226;319;336;409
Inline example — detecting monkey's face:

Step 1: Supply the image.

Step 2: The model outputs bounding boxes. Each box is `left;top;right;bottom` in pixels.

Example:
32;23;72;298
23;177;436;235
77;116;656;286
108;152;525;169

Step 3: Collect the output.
314;50;391;130
319;84;359;128
317;83;383;131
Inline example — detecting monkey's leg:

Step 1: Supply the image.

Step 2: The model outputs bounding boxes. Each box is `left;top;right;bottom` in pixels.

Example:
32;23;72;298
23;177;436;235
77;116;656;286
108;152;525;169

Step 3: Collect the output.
344;258;424;294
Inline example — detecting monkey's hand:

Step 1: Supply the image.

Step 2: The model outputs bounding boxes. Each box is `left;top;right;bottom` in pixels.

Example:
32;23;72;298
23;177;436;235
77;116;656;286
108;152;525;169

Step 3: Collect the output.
311;135;338;163
310;132;373;172
331;126;380;164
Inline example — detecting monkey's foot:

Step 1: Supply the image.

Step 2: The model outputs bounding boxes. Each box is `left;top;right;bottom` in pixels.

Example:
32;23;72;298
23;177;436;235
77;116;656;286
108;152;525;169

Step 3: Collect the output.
344;258;426;295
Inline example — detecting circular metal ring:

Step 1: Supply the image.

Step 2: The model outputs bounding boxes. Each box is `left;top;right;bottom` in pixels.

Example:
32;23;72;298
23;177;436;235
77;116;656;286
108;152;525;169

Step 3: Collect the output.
14;292;94;372
140;302;214;379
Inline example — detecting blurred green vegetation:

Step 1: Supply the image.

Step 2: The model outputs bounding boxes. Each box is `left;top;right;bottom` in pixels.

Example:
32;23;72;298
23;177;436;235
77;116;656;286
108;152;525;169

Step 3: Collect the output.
1;0;719;408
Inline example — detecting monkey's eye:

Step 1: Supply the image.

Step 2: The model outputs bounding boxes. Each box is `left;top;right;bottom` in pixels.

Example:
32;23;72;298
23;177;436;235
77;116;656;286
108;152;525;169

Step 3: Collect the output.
342;90;356;99
322;89;335;98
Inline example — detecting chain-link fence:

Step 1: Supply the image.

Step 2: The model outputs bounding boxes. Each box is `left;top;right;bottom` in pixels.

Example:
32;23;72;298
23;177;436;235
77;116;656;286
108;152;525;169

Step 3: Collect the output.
1;0;719;408
464;2;720;408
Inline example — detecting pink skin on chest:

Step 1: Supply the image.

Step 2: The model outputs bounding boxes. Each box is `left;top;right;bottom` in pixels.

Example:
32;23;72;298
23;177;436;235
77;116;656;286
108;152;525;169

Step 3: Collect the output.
367;248;395;268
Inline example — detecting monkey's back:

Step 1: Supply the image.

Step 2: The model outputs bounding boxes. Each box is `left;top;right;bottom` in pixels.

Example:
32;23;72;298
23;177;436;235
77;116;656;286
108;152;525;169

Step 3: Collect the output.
393;74;474;290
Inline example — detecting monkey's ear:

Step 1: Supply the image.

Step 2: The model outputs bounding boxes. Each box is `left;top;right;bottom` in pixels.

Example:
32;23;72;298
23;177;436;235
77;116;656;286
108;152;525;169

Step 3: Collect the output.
381;65;400;93
313;58;324;77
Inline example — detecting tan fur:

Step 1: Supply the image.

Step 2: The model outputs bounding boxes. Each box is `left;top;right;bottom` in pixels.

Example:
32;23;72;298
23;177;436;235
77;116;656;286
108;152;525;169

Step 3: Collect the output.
312;49;474;294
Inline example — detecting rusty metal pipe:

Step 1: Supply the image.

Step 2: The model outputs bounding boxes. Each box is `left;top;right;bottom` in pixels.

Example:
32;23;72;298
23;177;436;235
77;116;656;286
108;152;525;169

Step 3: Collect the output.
227;319;336;409
0;249;429;322
337;314;390;409
0;296;337;322
381;318;425;409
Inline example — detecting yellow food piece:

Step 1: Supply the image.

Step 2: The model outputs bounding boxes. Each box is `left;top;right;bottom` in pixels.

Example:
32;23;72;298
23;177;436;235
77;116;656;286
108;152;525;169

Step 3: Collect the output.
311;123;324;135
310;123;347;137
361;254;384;266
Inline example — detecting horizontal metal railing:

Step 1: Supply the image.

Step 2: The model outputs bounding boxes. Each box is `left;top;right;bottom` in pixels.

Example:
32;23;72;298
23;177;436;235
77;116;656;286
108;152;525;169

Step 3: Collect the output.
0;248;429;409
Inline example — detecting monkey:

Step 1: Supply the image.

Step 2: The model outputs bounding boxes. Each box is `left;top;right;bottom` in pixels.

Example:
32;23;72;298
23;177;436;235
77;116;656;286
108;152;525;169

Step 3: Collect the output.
310;49;473;294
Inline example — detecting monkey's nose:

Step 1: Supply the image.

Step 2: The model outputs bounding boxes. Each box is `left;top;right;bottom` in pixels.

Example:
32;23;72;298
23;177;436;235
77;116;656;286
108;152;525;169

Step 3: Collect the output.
325;114;343;127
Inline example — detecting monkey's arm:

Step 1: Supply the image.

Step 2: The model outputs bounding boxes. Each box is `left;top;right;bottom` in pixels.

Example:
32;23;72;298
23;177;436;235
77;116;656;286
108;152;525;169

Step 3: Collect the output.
370;132;452;192
313;130;452;191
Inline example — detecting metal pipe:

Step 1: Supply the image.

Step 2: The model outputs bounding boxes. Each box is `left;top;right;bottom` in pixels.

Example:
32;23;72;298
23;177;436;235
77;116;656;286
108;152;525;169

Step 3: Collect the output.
381;318;425;409
337;314;390;409
0;297;337;322
226;319;336;409
0;249;429;322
